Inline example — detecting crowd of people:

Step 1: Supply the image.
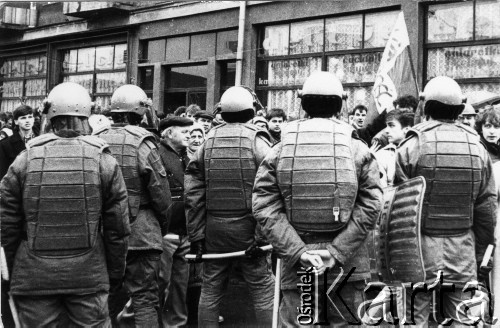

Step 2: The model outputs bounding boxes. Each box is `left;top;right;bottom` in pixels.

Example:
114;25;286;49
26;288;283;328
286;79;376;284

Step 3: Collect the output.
0;70;499;327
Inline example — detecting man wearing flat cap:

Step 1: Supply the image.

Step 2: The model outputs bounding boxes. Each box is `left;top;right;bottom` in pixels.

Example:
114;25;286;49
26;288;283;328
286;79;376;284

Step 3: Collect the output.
157;116;193;327
457;103;477;128
193;110;214;135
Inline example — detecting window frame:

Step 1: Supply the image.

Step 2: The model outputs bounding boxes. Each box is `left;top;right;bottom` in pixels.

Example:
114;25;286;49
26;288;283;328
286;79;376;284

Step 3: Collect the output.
256;8;400;118
60;43;128;110
0;53;48;112
424;0;500;86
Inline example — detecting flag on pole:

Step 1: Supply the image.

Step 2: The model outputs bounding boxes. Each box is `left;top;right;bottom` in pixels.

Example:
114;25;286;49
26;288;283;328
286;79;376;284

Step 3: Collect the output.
365;12;419;124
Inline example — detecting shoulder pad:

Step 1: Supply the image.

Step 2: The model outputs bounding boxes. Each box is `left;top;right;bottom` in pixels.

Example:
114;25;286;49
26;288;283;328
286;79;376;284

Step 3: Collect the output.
332;118;355;135
26;133;59;149
281;119;304;134
242;123;272;141
143;138;159;150
205;123;224;139
211;122;226;130
329;118;359;141
331;117;351;127
455;123;479;136
80;135;109;152
124;125;154;139
92;125;110;136
410;120;441;133
242;122;260;131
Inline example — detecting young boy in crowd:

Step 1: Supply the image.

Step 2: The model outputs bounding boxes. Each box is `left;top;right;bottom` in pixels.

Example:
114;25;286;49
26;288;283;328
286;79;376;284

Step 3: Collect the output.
265;108;286;144
374;109;414;187
371;95;418;150
193;110;214;134
185;104;201;121
349;104;368;129
0;105;36;180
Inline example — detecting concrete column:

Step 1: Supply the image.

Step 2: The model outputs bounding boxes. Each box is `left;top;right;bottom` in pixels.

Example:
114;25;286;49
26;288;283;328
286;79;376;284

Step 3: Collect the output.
153;62;164;113
206;56;220;111
402;0;424;89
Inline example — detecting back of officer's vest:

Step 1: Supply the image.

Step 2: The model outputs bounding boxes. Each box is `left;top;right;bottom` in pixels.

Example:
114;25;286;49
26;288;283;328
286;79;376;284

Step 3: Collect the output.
277;118;358;233
24;136;103;256
412;122;483;236
204;123;260;215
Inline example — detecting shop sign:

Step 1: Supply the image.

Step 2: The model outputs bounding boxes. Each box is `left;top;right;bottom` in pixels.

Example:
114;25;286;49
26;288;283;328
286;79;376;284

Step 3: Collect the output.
328;52;382;83
260;57;322;87
428;44;500;79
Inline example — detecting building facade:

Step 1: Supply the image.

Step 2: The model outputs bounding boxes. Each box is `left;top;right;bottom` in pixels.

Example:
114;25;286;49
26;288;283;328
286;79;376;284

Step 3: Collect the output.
1;0;499;119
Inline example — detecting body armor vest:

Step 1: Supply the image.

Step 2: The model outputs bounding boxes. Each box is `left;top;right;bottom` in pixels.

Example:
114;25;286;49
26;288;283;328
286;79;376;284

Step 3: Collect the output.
96;125;154;219
23;134;105;256
408;121;483;236
277;118;358;233
204;123;263;215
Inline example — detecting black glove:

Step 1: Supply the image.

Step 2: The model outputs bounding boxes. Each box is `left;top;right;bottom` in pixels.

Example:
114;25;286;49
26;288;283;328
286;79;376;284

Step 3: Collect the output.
477;262;493;285
109;278;123;295
189;240;206;263
245;240;268;259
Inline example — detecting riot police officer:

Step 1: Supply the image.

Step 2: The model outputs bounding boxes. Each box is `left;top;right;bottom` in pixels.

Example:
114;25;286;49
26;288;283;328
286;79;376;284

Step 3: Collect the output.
252;72;383;327
1;82;130;327
185;86;275;327
94;84;172;327
395;76;497;325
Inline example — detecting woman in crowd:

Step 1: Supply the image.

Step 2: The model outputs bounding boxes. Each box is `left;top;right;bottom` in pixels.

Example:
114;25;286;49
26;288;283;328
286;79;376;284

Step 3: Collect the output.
187;123;205;159
475;106;500;163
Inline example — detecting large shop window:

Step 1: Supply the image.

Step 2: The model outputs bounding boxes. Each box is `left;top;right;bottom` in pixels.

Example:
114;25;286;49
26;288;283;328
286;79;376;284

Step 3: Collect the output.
164;64;207;113
140;30;238;113
142;30;238;64
62;44;127;110
257;10;398;120
426;1;500;96
0;54;47;112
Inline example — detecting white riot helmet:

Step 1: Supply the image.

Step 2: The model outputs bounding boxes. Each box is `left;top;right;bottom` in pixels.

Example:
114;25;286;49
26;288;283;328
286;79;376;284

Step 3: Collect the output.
420;76;465;119
45;82;93;121
422;76;465;106
42;82;93;135
299;71;344;98
110;84;150;116
220;86;259;113
299;71;347;117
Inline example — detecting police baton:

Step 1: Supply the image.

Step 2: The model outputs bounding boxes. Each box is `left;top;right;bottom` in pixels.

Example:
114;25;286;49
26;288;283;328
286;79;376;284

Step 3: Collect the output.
1;247;20;328
184;245;273;260
480;244;495;287
272;258;281;328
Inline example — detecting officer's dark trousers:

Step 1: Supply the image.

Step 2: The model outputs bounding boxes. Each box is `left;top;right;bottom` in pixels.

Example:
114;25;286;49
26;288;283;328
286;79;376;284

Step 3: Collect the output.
198;256;274;327
109;250;161;328
16;292;110;327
